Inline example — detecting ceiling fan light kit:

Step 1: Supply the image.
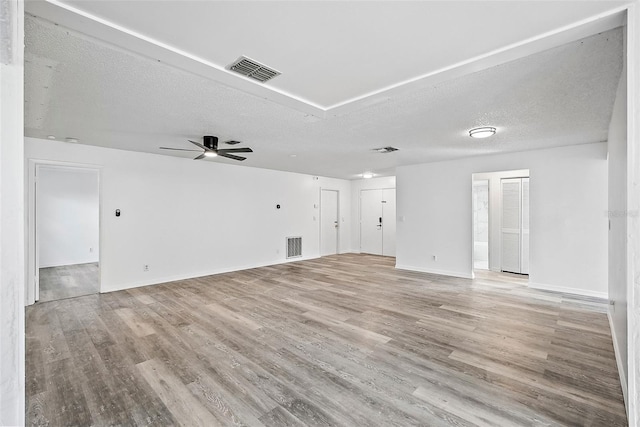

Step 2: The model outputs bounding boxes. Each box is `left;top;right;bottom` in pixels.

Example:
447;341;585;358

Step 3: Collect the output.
160;135;253;161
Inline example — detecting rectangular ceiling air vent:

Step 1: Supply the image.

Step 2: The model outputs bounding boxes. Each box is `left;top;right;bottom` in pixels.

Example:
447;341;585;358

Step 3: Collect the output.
374;146;399;153
228;56;281;83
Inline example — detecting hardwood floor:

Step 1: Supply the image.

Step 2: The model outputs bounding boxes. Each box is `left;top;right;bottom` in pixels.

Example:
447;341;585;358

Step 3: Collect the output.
39;262;99;302
26;254;627;426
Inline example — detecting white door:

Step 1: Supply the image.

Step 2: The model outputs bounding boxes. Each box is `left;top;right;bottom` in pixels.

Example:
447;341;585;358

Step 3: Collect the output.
360;189;396;256
501;178;529;274
521;178;530;274
320;189;339;256
382;189;396;256
360;190;383;255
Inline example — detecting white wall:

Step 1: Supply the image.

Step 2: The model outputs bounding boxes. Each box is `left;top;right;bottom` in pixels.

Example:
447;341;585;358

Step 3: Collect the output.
0;0;25;425
350;176;396;253
26;137;351;295
627;6;640;424
473;169;529;272
608;43;628;407
397;142;608;297
38;167;100;268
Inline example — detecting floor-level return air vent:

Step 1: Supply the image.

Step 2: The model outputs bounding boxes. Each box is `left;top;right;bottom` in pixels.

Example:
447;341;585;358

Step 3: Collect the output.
228;56;281;83
286;237;302;259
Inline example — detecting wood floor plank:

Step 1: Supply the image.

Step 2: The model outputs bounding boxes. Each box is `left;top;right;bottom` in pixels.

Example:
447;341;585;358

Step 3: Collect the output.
26;254;627;426
137;358;222;427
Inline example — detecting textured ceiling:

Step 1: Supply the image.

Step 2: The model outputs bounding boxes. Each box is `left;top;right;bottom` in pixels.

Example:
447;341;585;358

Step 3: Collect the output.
26;0;627;112
24;9;624;179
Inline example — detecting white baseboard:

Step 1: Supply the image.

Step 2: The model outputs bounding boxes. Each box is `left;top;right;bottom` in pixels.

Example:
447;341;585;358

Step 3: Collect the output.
607;308;629;415
394;264;473;279
101;255;320;293
528;281;608;299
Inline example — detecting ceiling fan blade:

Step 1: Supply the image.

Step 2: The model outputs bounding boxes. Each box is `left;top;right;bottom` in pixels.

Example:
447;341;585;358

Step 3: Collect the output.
193;153;206;160
218;152;246;161
188;140;208;150
218;147;253;154
159;147;201;152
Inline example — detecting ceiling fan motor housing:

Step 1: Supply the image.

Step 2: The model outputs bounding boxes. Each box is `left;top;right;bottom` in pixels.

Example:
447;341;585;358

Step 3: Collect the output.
203;135;218;149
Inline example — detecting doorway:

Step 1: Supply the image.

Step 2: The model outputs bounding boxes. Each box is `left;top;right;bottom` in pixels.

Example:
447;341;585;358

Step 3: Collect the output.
35;165;100;302
360;188;396;256
473;180;489;270
320;189;339;256
471;170;529;276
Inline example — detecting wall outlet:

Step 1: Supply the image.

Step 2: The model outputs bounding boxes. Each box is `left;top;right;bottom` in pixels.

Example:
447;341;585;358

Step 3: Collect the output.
143;264;149;272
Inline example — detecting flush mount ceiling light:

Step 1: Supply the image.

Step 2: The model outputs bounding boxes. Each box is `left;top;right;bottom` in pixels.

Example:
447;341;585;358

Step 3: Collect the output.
204;151;218;158
362;172;374;179
469;126;496;139
47;135;56;140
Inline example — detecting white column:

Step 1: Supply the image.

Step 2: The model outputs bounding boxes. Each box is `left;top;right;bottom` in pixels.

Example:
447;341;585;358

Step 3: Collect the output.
627;2;640;425
0;0;25;425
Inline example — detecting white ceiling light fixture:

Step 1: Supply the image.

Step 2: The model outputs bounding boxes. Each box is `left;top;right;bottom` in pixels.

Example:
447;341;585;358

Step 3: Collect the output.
362;172;374;179
65;137;79;143
469;126;497;139
47;135;56;139
204;151;218;158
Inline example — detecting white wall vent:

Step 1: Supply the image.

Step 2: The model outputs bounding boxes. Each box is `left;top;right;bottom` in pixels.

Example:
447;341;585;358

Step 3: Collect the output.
286;237;302;259
228;56;281;83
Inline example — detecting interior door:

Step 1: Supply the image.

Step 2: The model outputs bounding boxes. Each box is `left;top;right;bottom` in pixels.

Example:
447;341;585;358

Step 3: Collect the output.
382;189;396;256
501;177;530;274
320;189;339;256
521;178;530;274
360;190;383;255
501;178;522;273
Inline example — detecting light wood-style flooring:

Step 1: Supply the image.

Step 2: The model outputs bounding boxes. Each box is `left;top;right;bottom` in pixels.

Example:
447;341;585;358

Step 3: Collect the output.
39;262;99;302
26;254;627;426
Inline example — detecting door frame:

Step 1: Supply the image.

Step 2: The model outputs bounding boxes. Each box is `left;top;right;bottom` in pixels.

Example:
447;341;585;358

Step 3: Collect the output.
27;159;103;305
319;188;340;256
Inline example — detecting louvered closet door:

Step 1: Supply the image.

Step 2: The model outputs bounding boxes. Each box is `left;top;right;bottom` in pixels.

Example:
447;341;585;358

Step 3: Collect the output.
501;178;522;273
521;178;530;274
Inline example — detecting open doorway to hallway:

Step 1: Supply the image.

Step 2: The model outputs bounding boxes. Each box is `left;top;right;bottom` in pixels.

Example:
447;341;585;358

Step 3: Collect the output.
472;170;529;276
472;180;489;270
35;165;100;302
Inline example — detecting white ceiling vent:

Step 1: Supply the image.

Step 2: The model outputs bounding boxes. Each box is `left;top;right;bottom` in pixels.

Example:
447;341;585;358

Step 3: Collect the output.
228;56;280;83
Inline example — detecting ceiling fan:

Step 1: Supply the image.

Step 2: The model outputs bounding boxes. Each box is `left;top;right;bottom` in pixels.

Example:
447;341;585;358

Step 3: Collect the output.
160;135;253;161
